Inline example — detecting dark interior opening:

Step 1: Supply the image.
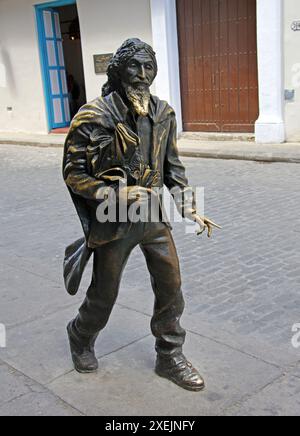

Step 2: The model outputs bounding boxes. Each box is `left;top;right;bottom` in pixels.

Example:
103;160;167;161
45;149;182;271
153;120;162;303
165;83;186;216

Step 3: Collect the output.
53;3;86;131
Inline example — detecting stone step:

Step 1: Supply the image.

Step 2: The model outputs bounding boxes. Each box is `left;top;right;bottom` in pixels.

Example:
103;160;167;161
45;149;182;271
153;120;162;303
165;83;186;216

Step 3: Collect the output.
179;132;255;142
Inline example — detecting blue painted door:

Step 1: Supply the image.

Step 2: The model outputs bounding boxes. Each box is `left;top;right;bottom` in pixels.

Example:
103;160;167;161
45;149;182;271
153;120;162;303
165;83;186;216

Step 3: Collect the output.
40;8;71;129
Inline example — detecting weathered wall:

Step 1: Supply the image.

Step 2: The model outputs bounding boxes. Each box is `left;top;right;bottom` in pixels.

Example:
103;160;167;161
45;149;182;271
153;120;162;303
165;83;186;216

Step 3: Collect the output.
284;0;300;142
76;0;153;102
0;0;51;133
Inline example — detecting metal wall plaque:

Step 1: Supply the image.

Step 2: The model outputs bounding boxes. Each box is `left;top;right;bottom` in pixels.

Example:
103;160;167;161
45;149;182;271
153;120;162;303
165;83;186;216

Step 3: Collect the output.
291;21;300;31
93;53;113;75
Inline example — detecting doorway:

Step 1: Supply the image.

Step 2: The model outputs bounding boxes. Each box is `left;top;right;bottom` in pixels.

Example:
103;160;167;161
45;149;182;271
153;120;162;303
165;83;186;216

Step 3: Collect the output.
35;0;86;132
177;0;259;132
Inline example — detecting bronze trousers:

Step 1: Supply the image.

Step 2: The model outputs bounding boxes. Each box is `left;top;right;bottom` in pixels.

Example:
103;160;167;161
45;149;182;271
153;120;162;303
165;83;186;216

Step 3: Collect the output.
74;221;186;357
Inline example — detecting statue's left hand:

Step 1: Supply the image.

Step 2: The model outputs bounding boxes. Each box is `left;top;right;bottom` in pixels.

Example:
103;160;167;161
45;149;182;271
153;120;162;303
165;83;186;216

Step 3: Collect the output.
193;214;222;238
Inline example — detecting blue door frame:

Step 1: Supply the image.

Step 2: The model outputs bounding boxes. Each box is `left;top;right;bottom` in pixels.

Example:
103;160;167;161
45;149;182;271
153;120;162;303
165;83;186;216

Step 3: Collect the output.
35;0;76;131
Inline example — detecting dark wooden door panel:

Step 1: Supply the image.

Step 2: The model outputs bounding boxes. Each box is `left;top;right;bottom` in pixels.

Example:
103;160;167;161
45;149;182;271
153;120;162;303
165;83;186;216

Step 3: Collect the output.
177;0;259;132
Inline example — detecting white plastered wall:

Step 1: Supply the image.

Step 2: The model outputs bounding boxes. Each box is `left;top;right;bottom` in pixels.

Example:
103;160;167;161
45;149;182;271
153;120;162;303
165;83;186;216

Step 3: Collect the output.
255;0;285;143
76;0;154;102
150;0;182;132
284;0;300;142
0;0;51;134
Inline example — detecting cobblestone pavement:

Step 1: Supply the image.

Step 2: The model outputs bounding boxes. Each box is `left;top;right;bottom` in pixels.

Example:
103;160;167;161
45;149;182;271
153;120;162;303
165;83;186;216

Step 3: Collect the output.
0;144;300;416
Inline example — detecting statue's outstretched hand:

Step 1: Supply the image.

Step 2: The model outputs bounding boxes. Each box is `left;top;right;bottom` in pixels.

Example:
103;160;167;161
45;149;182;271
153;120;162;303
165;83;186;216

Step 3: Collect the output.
193;214;222;238
184;207;222;238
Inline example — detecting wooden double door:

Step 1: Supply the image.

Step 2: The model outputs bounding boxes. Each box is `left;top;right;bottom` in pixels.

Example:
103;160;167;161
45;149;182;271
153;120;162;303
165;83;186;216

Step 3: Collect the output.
177;0;259;132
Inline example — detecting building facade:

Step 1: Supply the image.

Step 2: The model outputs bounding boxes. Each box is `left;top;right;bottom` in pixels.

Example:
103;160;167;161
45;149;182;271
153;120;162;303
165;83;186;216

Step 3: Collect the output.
0;0;299;143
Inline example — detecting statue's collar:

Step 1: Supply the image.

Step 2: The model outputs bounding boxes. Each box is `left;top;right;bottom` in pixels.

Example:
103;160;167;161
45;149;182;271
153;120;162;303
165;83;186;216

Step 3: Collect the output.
107;91;156;124
70;91;174;133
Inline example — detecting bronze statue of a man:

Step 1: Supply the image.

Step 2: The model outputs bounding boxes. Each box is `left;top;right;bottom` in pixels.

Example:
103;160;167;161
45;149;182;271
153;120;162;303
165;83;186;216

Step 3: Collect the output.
63;38;219;392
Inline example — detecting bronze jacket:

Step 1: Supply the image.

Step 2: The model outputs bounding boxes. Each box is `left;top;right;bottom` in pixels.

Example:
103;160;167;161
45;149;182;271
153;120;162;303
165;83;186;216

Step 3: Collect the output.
63;91;194;295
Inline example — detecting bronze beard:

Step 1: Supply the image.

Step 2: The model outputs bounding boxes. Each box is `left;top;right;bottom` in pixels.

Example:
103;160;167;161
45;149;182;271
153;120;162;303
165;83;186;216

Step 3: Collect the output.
124;84;151;117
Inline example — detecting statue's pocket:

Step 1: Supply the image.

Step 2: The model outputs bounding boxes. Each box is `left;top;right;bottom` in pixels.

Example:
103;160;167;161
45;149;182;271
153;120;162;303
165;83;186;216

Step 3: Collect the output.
87;129;114;175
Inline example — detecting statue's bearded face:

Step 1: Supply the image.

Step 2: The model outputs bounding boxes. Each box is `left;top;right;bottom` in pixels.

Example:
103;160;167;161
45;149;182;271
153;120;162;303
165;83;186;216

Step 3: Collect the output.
121;51;156;116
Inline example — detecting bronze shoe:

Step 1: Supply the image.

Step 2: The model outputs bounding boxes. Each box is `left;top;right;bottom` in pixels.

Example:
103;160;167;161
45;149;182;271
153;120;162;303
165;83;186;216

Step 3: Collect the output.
155;354;205;392
67;321;98;374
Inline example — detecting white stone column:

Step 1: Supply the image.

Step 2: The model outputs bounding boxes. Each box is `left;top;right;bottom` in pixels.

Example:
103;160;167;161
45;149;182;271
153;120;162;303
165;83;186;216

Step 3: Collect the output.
255;0;285;143
150;0;183;132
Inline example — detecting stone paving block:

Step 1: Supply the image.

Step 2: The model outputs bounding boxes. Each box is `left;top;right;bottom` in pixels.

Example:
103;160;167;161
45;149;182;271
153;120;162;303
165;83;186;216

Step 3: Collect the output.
0;246;93;300
48;333;281;416
0;262;80;328
226;375;300;416
0;362;33;407
181;315;299;368
290;363;300;380
0;391;82;416
1;304;150;385
0;362;81;416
